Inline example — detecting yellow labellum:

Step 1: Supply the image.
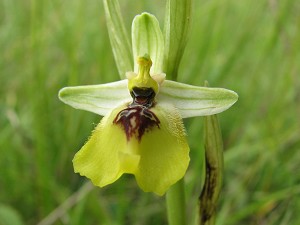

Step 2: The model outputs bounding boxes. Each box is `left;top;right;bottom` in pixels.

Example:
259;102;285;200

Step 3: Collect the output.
73;102;190;195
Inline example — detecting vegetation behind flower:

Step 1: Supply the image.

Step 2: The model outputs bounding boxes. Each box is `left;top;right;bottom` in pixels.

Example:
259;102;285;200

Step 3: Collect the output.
1;0;300;225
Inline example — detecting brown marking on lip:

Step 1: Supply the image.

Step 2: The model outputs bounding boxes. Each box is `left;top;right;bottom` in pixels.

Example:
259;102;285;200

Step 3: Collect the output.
113;105;160;142
113;87;160;141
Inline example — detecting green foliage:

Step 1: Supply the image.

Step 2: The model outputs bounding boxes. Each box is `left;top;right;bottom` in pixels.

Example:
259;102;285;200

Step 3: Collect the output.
0;0;299;224
0;204;24;225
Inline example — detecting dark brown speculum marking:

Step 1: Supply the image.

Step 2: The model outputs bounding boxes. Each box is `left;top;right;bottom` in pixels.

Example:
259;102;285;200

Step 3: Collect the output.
130;87;156;108
113;87;160;141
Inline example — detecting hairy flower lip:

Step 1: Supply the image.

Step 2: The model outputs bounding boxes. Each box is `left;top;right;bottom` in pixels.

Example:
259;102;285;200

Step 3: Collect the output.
113;104;160;142
71;100;190;195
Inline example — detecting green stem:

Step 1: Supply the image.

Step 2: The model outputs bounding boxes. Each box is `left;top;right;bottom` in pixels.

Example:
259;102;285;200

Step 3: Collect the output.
166;178;186;225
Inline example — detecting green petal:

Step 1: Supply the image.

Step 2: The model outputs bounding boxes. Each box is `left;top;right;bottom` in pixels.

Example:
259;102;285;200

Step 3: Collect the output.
135;103;190;195
73;104;140;187
157;80;238;118
58;80;131;116
132;13;164;74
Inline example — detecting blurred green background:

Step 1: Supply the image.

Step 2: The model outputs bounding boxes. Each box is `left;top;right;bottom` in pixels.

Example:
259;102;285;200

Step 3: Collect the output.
1;0;299;224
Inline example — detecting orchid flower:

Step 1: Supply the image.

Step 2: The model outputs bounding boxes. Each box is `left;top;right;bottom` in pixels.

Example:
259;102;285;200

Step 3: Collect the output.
58;13;238;196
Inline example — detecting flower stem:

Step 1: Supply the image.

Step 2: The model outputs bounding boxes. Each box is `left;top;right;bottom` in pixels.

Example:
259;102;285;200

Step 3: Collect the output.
166;178;186;225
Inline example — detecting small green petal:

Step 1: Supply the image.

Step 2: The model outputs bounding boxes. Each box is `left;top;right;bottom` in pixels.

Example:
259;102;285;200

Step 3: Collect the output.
158;80;238;118
73;104;140;187
58;80;131;116
135;103;190;195
132;13;164;74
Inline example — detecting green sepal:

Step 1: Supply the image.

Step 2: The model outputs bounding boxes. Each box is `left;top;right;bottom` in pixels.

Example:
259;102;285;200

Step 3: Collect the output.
58;80;131;116
103;0;133;78
158;80;238;118
58;79;238;118
132;13;164;74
